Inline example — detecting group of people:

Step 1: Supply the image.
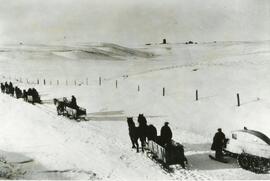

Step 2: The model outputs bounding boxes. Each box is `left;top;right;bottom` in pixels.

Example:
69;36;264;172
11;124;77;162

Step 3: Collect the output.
0;81;41;104
127;114;227;160
1;82;15;96
127;114;173;152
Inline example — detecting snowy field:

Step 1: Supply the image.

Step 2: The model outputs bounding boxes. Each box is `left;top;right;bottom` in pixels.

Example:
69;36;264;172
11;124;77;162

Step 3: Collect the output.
0;41;270;180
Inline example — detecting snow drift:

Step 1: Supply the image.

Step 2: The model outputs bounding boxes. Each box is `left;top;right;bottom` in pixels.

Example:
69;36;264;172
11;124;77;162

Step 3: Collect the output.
0;41;270;180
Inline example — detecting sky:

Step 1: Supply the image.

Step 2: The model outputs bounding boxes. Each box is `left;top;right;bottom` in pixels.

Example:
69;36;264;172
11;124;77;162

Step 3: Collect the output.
0;0;269;45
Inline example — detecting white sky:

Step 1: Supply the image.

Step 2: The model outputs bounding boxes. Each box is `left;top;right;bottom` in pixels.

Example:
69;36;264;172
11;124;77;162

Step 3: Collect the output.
0;0;269;45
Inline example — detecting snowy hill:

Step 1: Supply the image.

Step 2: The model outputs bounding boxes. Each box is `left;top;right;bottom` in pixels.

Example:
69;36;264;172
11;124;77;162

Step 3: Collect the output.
0;41;270;180
0;43;155;61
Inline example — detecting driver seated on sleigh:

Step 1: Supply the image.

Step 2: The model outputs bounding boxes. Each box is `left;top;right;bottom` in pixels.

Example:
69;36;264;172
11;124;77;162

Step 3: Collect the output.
69;95;79;109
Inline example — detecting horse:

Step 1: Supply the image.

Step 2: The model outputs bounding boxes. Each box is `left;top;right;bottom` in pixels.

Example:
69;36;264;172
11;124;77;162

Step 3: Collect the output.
146;124;157;142
137;114;149;152
127;117;139;151
127;117;149;152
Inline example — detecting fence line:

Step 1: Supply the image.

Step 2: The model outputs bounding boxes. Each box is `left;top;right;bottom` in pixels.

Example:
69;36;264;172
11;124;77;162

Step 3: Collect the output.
0;74;260;108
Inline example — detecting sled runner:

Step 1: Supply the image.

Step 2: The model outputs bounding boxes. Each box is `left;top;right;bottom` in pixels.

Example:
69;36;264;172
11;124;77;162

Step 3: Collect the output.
209;155;228;163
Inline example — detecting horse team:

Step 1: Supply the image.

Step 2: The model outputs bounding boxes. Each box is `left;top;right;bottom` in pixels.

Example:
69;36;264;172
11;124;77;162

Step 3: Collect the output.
127;114;173;152
127;114;188;169
0;81;41;104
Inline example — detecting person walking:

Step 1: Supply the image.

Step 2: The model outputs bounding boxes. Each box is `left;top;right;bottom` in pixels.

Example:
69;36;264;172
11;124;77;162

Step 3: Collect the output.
211;128;226;159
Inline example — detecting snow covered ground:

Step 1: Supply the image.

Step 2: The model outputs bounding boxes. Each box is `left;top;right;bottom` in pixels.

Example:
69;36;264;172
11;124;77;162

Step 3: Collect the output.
0;41;270;180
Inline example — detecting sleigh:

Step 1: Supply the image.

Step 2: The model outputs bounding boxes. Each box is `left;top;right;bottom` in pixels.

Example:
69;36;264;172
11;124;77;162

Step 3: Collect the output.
53;97;86;120
148;138;187;168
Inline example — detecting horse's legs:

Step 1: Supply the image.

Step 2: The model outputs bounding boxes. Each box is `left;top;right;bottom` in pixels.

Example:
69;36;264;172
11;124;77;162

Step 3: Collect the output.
135;138;139;152
140;137;145;152
129;133;136;148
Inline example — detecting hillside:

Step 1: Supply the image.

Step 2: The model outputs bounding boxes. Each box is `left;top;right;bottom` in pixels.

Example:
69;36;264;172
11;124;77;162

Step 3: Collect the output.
0;41;270;180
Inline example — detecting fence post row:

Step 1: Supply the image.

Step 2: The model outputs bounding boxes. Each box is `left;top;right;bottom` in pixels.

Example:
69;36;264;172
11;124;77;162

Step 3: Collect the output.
0;76;247;109
163;87;165;96
237;93;240;106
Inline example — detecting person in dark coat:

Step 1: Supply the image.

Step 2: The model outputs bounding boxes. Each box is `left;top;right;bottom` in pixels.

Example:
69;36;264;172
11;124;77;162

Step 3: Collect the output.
14;86;18;98
0;83;4;93
9;83;14;97
22;89;27;101
17;87;22;99
4;82;9;94
26;88;34;103
70;95;78;108
160;122;172;146
211;128;226;159
32;88;41;103
27;88;33;96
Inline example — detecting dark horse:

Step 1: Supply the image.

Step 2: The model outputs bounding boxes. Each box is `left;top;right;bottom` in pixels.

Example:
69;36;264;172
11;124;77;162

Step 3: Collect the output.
127;117;139;151
137;114;148;152
147;124;157;142
127;116;149;152
127;114;158;152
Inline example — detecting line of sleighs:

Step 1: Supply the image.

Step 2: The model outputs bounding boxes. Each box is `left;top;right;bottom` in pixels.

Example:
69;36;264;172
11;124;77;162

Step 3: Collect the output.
0;81;86;119
0;81;41;104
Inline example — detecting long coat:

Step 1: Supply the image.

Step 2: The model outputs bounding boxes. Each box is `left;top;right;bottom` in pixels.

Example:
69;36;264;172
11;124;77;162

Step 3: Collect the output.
160;125;172;144
211;131;225;151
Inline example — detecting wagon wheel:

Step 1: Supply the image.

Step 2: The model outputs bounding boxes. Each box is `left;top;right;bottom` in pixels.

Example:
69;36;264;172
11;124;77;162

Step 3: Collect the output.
237;153;250;170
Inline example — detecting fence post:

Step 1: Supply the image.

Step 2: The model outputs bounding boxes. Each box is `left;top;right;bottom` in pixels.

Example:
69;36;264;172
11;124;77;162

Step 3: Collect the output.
237;93;240;106
44;79;46;85
196;89;198;101
138;85;140;92
37;79;39;85
163;87;165;96
99;77;101;86
116;80;118;88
